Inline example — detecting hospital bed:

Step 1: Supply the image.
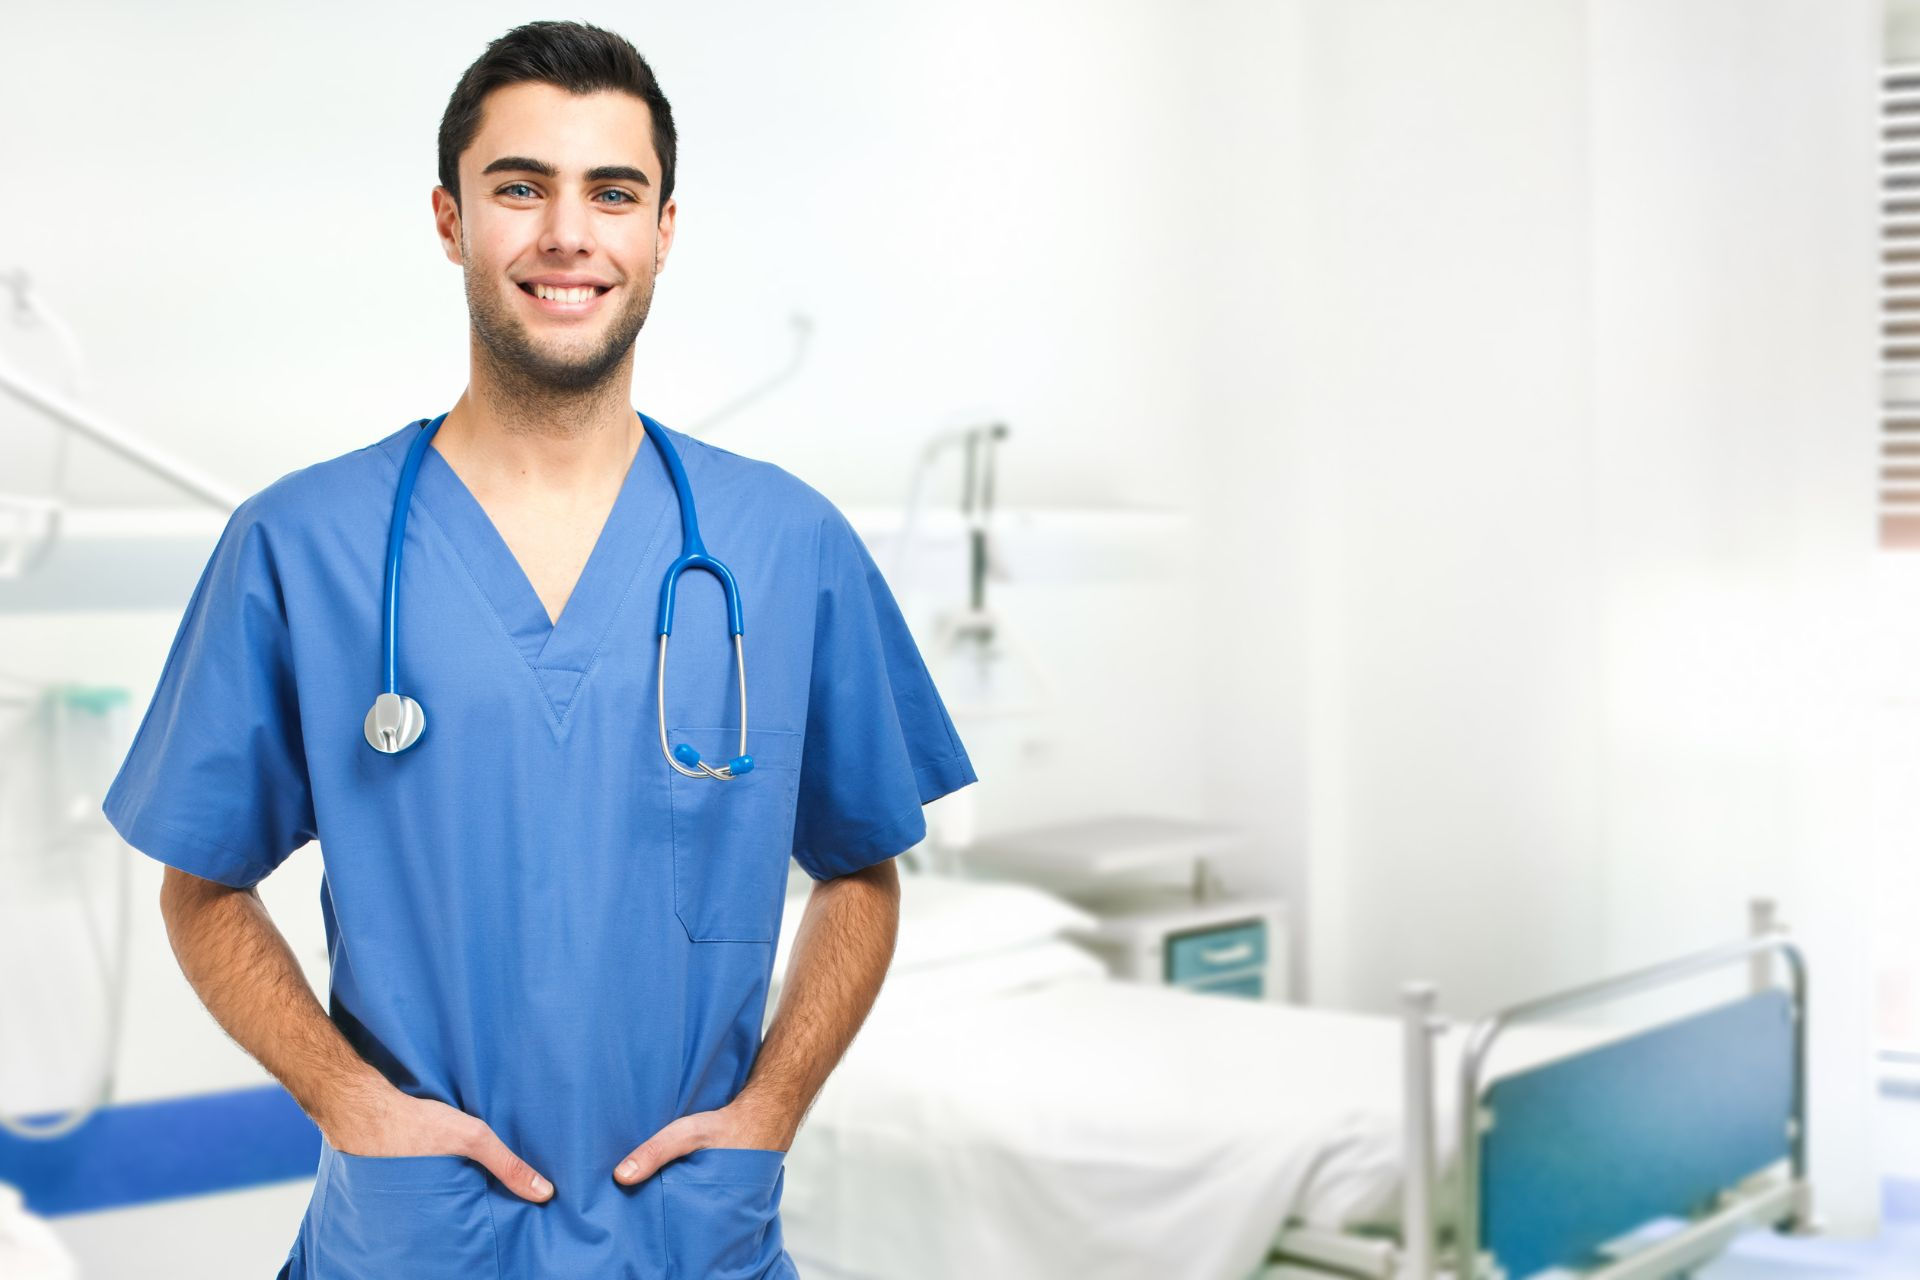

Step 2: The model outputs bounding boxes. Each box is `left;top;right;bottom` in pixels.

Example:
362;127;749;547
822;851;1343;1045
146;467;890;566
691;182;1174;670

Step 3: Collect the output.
769;878;1810;1280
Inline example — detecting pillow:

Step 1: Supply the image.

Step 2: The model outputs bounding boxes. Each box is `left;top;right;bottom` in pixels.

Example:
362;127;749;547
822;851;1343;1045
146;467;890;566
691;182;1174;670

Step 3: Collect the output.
773;872;1100;988
874;938;1110;1010
763;938;1109;1035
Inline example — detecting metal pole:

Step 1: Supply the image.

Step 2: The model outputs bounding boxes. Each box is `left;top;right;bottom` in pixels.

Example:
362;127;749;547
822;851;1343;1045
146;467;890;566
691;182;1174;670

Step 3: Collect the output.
1749;897;1777;994
1401;982;1439;1280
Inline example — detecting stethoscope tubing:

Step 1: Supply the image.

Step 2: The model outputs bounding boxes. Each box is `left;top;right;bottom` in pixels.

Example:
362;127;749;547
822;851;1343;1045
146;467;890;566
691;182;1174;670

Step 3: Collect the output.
382;413;443;697
369;409;750;778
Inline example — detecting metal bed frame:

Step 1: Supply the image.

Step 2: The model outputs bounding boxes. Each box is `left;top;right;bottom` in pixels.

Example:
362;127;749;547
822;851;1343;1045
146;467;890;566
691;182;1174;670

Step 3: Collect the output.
1261;897;1812;1280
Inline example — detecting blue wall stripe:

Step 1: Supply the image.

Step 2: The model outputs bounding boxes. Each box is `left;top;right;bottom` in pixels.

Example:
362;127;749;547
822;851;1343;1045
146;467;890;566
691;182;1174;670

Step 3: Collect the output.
0;1084;319;1217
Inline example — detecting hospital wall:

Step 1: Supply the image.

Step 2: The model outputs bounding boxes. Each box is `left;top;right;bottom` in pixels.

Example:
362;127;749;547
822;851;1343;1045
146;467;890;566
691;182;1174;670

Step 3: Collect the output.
1188;0;1880;1233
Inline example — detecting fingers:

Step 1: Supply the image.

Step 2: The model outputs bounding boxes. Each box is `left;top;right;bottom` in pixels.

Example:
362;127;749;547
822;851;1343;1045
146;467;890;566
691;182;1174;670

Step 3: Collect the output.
464;1124;554;1203
614;1119;702;1186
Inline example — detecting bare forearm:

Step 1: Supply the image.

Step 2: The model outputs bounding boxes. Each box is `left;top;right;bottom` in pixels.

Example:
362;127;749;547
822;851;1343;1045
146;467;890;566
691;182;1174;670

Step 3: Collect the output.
735;859;899;1146
158;869;389;1138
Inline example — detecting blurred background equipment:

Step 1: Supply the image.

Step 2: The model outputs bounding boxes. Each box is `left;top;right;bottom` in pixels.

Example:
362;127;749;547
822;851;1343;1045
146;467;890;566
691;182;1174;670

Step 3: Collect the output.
0;680;133;1141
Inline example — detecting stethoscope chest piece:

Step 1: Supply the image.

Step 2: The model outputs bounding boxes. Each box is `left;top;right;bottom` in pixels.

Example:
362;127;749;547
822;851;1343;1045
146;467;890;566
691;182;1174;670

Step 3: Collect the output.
364;691;425;753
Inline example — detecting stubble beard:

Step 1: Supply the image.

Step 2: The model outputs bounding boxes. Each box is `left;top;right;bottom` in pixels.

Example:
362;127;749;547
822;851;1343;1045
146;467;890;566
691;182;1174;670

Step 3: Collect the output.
462;237;656;418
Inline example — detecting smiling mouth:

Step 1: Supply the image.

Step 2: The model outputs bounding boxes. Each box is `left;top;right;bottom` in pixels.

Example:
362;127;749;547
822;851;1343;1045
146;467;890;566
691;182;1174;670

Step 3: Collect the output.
519;282;612;304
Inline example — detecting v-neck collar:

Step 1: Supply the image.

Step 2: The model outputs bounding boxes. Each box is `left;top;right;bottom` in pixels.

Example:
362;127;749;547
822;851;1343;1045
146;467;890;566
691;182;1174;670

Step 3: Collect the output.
376;414;676;734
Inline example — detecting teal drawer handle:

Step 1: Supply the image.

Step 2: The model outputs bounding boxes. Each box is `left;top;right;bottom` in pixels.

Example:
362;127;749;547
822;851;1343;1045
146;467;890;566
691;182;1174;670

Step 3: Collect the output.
1199;942;1256;967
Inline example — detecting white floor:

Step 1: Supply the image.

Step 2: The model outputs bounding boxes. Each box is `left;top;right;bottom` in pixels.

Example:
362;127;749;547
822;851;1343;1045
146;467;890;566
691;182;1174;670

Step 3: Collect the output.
53;1179;309;1280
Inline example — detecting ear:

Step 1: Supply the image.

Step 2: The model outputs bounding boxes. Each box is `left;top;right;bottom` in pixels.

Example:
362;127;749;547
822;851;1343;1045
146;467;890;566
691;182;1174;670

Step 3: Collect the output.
653;195;678;274
431;186;463;266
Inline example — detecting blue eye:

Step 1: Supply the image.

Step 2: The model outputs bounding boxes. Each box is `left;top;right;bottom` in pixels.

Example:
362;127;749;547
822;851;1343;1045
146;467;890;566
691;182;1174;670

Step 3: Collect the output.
495;183;638;205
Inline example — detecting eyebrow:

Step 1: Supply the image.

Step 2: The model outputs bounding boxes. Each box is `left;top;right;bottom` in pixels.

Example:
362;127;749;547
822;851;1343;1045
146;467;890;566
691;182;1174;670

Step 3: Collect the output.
480;156;652;187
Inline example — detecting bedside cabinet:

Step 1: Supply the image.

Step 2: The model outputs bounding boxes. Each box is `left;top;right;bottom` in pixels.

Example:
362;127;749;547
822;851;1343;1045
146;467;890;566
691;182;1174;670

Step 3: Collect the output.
1064;886;1290;1003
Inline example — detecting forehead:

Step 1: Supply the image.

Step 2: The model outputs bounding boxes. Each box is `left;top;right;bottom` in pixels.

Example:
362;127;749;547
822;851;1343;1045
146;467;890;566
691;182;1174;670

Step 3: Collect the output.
467;82;659;181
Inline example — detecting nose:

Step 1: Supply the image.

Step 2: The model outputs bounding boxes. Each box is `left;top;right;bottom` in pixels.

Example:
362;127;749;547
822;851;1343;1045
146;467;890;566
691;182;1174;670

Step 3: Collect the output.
539;190;597;258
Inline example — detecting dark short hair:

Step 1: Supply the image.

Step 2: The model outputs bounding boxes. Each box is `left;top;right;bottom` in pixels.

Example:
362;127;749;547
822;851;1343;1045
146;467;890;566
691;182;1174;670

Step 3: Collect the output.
437;20;677;218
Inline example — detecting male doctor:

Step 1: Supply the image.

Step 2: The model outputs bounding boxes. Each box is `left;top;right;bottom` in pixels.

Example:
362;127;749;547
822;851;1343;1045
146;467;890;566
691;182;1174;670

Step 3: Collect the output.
102;19;975;1278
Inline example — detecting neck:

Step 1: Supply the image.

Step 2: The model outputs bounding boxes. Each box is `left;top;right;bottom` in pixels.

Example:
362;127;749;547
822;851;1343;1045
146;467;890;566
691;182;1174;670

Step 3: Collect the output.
439;344;640;496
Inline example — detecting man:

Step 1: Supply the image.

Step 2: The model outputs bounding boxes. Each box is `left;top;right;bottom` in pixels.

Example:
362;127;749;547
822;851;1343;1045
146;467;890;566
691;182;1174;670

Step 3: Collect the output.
101;20;975;1278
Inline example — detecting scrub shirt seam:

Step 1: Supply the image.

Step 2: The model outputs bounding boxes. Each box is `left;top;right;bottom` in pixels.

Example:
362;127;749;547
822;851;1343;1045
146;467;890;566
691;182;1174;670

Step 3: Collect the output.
378;422;679;735
859;750;969;840
372;426;567;728
484;1182;503;1280
913;748;974;796
403;497;568;729
127;811;273;886
310;1143;334;1275
569;495;674;718
657;1180;674;1280
793;791;930;879
794;747;974;878
138;812;250;860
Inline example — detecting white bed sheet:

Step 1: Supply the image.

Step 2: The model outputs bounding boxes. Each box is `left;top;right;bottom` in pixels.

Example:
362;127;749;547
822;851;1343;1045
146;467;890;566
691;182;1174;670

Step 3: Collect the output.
779;959;1615;1280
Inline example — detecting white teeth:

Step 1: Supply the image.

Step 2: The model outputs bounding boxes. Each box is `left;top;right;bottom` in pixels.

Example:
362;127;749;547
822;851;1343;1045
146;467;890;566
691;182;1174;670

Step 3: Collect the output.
531;283;596;303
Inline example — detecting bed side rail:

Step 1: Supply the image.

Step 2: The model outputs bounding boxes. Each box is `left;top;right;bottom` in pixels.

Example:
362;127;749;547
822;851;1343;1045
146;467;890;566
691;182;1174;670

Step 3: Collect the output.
1475;986;1794;1277
1403;896;1807;1280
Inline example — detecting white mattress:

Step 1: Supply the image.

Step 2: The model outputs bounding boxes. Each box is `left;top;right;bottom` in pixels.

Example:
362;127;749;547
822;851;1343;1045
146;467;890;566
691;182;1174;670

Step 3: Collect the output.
779;953;1615;1280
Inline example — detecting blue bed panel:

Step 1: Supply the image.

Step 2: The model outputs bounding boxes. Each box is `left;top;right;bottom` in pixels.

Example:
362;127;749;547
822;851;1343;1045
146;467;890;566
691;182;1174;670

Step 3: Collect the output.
1480;987;1795;1280
0;1083;320;1216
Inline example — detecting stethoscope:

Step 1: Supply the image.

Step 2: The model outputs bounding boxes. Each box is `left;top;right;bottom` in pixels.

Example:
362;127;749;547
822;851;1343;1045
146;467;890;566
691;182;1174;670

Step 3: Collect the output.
362;409;754;780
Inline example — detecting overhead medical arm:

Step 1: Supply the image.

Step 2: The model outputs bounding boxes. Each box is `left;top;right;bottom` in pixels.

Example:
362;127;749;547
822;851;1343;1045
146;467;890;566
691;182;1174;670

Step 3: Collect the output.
0;359;239;512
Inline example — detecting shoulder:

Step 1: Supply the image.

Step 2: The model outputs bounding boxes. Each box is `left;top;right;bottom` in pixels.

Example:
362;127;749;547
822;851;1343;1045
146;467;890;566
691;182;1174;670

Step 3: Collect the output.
219;436;396;549
667;428;855;543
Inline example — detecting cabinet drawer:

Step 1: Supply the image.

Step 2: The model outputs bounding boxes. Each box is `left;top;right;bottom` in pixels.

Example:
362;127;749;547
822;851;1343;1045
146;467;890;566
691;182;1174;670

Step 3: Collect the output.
1165;920;1266;984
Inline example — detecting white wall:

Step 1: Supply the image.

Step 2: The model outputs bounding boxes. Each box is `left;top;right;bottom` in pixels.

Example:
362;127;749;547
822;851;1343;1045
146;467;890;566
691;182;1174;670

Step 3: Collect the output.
1892;0;1920;61
1220;0;1880;1234
1184;0;1317;994
1589;0;1881;1232
1283;0;1608;1018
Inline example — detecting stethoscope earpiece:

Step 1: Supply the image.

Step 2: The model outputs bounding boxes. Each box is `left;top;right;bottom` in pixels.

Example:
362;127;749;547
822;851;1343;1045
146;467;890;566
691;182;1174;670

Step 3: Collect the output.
671;742;754;779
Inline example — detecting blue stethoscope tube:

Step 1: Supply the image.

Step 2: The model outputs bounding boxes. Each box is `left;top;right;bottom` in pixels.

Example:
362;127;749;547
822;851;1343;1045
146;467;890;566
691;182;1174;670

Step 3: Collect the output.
363;409;753;780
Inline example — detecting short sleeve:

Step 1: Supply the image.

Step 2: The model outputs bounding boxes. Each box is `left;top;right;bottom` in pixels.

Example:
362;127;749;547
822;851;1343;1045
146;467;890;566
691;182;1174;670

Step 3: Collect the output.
100;495;317;890
789;506;977;880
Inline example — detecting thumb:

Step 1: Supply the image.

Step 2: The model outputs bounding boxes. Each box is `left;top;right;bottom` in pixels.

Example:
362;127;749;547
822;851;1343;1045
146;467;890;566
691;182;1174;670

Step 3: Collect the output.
468;1125;554;1203
614;1117;703;1186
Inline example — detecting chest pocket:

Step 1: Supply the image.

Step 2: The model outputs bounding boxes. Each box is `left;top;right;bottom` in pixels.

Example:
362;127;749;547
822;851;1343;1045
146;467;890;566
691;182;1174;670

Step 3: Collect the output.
668;726;803;942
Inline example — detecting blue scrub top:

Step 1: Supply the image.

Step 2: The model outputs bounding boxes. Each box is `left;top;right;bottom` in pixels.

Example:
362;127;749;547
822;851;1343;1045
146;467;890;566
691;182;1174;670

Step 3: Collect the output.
101;415;978;1279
